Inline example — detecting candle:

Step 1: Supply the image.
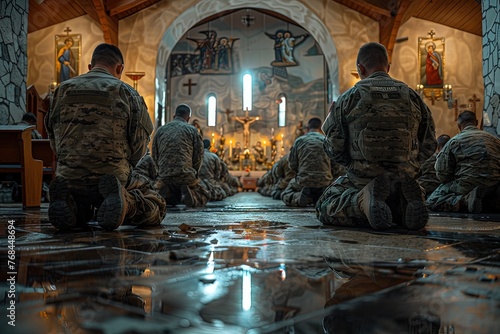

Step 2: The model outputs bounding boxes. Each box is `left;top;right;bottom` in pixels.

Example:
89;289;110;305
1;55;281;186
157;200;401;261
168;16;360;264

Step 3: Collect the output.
212;132;215;146
230;140;233;157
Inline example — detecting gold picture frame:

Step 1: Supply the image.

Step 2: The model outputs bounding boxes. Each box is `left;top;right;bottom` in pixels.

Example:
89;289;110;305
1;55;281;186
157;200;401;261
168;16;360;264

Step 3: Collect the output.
55;33;81;84
418;36;445;99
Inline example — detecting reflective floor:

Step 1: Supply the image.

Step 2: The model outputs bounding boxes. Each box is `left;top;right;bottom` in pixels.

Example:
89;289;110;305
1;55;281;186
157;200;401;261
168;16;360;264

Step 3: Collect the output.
1;192;499;334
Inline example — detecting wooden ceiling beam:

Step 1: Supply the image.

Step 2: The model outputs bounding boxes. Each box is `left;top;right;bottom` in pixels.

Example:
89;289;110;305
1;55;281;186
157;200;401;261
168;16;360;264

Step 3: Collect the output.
74;0;101;25
107;0;153;17
379;0;413;63
91;0;119;45
347;0;392;17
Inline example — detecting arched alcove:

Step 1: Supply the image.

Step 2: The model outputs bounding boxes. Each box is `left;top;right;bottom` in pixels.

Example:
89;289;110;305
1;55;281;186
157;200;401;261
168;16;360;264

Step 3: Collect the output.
154;0;340;126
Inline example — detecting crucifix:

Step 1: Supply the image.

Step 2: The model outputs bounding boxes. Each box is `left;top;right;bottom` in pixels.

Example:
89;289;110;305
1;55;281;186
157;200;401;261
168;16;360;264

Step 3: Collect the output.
183;79;197;95
64;26;72;35
468;94;481;114
233;108;260;149
241;9;255;27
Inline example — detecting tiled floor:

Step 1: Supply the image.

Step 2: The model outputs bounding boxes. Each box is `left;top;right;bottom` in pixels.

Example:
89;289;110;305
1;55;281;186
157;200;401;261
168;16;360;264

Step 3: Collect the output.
1;192;499;334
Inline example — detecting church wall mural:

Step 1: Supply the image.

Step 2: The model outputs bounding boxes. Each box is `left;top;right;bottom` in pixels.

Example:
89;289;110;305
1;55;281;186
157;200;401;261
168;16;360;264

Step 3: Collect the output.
168;9;326;170
22;0;490;170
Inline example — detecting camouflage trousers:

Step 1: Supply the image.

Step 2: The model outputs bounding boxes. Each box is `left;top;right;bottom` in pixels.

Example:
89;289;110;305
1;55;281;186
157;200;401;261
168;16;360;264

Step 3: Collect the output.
315;175;368;227
281;178;327;207
154;177;210;207
201;178;227;201
68;170;166;227
426;180;500;212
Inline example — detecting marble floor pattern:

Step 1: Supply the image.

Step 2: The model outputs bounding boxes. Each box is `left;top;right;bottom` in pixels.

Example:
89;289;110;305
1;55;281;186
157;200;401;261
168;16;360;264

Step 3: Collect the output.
1;191;499;334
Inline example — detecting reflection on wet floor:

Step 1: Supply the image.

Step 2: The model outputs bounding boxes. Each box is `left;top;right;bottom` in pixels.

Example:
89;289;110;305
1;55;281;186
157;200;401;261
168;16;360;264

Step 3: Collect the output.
1;192;499;333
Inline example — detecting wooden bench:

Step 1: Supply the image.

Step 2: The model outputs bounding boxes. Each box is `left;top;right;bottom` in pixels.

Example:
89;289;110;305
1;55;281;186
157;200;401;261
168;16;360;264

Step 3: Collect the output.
0;125;43;208
32;139;56;180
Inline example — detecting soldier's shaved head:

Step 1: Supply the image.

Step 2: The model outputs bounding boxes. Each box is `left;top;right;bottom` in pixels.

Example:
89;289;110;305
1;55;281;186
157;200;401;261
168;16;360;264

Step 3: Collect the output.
307;117;322;130
356;42;390;79
175;103;192;120
90;43;124;68
457;110;478;130
357;42;389;70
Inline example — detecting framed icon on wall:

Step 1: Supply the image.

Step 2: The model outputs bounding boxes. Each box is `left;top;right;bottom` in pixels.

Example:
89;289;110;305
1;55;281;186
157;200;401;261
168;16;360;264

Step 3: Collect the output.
55;32;81;85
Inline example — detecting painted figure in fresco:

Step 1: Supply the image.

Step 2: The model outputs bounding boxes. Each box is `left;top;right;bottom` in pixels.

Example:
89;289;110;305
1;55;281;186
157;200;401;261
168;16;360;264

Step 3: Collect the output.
425;41;443;86
266;30;285;63
266;30;309;67
57;37;76;83
191;119;203;138
187;31;238;74
217;37;230;70
294;120;305;141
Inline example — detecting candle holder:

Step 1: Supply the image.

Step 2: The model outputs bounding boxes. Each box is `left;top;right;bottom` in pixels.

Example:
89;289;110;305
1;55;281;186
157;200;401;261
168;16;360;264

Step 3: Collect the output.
125;71;146;91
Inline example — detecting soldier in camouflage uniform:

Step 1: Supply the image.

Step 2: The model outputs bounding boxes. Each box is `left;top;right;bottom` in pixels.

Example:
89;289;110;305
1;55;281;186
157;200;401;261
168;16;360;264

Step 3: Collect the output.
282;117;333;207
134;150;157;180
417;134;450;197
199;139;227;201
220;160;240;196
316;42;437;230
257;164;277;197
426;111;500;213
270;153;296;200
46;43;166;231
152;104;209;207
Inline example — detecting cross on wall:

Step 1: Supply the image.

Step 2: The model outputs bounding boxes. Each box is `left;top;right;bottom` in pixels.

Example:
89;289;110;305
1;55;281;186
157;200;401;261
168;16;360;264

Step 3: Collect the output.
183;79;197;95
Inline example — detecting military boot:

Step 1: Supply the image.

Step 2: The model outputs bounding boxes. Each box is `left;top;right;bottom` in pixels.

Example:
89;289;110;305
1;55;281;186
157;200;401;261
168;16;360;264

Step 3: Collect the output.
298;187;312;207
97;174;135;230
464;186;487;213
358;174;394;230
484;183;500;212
48;176;77;231
399;175;429;230
181;185;195;207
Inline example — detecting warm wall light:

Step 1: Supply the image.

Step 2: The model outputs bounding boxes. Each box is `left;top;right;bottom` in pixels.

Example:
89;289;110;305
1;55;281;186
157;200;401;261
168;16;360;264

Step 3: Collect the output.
444;84;453;109
125;71;145;91
416;84;452;107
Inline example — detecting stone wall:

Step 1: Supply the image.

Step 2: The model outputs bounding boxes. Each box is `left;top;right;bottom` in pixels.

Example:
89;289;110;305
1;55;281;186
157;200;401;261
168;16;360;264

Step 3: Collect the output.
482;0;500;137
0;0;28;124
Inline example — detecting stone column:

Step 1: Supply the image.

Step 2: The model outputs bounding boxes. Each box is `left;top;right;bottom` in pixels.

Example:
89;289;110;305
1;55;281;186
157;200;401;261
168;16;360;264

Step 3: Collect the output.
482;0;500;137
0;0;28;125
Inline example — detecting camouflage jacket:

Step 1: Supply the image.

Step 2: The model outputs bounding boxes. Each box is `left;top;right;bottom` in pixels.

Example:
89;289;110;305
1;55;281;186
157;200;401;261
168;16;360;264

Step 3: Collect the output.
435;125;500;191
288;131;332;187
199;149;223;182
417;152;440;195
152;116;204;186
46;67;153;186
322;71;436;186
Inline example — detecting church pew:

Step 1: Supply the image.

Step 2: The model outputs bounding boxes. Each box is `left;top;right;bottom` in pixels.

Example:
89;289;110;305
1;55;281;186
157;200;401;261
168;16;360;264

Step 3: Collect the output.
0;125;43;208
32;139;56;180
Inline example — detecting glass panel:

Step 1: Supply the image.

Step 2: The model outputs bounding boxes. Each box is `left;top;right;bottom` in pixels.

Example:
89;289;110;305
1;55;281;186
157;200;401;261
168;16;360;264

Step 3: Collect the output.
278;96;286;127
243;73;252;111
208;94;217;126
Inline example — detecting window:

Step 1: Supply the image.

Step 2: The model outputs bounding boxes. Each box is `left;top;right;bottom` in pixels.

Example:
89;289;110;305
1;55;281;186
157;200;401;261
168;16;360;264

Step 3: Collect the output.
278;94;286;127
207;94;217;126
242;73;252;111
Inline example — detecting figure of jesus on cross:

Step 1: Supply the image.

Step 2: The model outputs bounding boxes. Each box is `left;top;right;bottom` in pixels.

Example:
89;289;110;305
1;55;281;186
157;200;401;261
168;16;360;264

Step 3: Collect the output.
233;108;259;149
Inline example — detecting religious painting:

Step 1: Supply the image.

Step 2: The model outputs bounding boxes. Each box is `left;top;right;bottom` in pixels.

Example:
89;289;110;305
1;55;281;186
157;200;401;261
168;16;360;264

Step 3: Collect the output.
55;33;81;84
171;30;239;76
265;30;310;67
418;35;445;89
